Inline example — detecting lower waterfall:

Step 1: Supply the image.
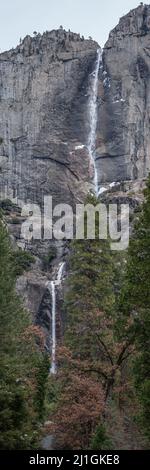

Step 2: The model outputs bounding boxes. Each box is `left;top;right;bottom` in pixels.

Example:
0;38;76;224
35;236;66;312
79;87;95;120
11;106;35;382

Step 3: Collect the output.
50;281;56;374
47;262;65;374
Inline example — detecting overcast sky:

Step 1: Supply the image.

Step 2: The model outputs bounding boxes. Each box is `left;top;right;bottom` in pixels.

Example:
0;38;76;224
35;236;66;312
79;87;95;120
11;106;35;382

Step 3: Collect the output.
1;0;141;52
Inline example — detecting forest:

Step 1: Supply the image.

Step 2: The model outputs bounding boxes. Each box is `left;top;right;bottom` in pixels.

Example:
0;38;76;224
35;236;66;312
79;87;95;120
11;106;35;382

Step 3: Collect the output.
0;176;150;450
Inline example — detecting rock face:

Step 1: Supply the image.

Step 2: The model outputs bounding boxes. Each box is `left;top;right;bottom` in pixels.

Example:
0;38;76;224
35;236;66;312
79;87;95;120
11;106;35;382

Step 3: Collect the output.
1;6;150;205
96;3;150;185
0;30;98;206
1;6;150;338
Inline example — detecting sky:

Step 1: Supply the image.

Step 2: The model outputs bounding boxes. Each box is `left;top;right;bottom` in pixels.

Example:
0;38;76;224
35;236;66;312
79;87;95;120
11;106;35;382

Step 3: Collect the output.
0;0;142;52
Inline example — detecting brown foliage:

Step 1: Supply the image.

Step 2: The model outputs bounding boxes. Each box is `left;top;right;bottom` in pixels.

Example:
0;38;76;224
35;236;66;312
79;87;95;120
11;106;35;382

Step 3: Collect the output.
49;374;104;449
21;324;45;352
47;347;104;449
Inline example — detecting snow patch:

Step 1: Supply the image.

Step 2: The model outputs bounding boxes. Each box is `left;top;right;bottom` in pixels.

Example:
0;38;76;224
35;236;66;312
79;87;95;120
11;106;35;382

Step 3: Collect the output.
75;144;85;150
113;98;125;104
103;77;111;88
98;187;107;195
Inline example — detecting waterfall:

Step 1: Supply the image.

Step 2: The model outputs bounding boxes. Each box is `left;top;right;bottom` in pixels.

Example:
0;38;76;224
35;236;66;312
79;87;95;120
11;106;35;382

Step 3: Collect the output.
50;281;56;374
47;262;65;374
56;262;65;285
88;48;102;196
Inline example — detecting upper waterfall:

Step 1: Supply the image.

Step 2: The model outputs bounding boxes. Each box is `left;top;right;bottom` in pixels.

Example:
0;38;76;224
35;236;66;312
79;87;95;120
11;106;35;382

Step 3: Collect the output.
88;48;102;196
56;262;65;285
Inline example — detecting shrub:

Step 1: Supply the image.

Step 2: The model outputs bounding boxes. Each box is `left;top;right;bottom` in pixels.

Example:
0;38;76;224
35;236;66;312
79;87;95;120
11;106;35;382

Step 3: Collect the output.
12;250;35;276
9;217;20;224
42;246;57;270
0;199;14;210
90;423;113;450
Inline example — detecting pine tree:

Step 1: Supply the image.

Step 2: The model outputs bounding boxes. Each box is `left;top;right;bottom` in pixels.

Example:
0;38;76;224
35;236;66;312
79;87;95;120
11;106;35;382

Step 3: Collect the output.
47;195;141;449
65;195;115;359
0;219;49;449
90;422;112;450
120;175;150;439
63;195;133;399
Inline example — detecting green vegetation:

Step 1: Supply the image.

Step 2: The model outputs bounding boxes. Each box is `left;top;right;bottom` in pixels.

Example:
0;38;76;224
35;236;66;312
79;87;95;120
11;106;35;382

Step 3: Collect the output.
12;249;35;276
0;199;21;217
90;423;112;450
46;195;134;448
1;175;150;449
0;199;14;210
0;219;49;449
120;174;150;439
46;187;150;449
42;246;57;270
9;216;21;224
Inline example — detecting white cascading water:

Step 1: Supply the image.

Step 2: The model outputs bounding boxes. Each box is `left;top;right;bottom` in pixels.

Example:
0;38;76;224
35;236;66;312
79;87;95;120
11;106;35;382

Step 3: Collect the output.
56;262;65;285
47;262;65;374
50;281;56;374
88;48;102;196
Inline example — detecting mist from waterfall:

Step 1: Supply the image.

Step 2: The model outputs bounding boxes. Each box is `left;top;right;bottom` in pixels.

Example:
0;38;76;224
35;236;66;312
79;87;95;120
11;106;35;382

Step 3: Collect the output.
48;262;65;375
88;48;102;196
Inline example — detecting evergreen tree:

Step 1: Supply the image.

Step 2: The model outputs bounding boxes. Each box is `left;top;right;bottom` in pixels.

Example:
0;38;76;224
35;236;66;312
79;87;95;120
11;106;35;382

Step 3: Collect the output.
120;175;150;439
90;423;112;450
47;194;146;449
0;218;49;449
65;195;115;359
48;195;134;449
64;195;133;399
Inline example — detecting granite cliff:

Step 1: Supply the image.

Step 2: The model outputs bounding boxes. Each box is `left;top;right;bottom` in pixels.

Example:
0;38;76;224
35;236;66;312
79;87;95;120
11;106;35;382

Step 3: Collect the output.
0;30;98;206
1;5;150;206
0;4;150;339
97;3;150;185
